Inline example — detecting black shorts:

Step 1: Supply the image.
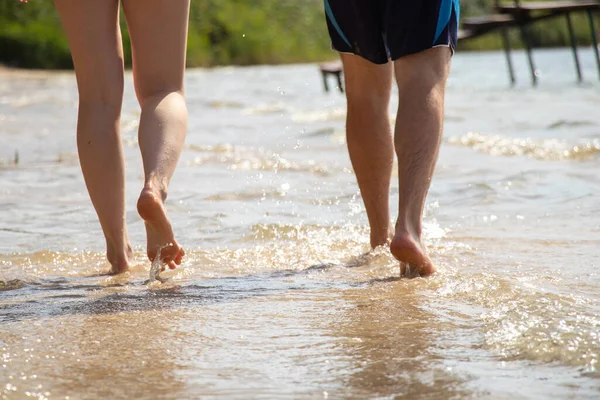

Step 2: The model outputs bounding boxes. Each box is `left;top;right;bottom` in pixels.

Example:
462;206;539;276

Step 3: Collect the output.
324;0;460;64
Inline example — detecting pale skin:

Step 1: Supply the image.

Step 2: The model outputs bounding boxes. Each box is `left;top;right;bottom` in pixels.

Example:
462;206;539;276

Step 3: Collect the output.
341;47;451;277
53;0;189;274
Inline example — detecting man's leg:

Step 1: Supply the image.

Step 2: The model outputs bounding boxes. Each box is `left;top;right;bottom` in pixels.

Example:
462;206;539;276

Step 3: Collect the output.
340;54;394;249
390;47;451;277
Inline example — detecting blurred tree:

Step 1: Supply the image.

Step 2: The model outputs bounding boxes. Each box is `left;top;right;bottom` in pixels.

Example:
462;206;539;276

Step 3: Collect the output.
0;0;597;68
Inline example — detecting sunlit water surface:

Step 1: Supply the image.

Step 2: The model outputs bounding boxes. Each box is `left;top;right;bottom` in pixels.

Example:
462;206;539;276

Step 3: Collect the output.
1;48;599;399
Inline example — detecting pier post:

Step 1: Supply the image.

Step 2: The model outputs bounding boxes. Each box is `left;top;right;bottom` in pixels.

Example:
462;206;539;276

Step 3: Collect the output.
500;27;516;85
566;12;583;83
321;70;330;92
519;25;537;86
514;0;538;86
587;10;600;80
336;72;344;93
319;63;344;93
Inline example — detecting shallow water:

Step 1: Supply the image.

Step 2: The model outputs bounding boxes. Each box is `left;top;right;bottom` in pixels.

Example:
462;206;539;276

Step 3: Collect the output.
1;47;599;399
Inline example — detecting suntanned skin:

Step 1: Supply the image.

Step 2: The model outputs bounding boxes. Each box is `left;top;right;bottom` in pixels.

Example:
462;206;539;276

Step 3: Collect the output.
340;47;451;277
54;0;190;273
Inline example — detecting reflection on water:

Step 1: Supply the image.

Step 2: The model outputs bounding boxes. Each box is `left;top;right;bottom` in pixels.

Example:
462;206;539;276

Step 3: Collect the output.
334;283;473;399
1;48;600;399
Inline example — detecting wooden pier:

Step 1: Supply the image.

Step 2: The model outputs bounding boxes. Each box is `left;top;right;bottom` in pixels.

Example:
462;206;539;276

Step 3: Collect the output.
320;0;600;89
319;61;344;93
461;0;600;85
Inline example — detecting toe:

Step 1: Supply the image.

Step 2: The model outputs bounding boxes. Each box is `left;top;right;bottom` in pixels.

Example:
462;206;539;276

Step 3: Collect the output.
168;261;177;270
175;248;184;264
148;250;157;263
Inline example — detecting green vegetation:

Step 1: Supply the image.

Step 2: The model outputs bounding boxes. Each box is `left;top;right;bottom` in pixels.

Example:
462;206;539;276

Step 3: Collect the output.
0;0;332;69
0;0;598;69
186;0;331;66
0;2;72;69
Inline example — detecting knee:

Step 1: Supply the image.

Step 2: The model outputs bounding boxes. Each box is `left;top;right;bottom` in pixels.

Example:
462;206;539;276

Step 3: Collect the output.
133;72;184;108
394;48;451;98
345;87;390;120
136;88;186;110
77;75;124;113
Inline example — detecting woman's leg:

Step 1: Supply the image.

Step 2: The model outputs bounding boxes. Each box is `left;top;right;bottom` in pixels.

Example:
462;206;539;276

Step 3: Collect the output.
122;0;190;269
54;0;132;274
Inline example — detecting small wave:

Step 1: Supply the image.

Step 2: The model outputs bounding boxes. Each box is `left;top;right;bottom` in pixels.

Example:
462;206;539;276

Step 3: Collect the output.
56;151;79;165
242;102;288;115
208;99;245;109
435;268;600;373
244;220;446;244
205;187;289;201
291;108;346;123
483;290;600;372
304;127;336;137
185;143;235;153
0;280;26;291
0;95;44;108
123;135;138;148
121;119;140;134
447;132;600;161
0;249;151;280
186;145;334;175
547;119;597;129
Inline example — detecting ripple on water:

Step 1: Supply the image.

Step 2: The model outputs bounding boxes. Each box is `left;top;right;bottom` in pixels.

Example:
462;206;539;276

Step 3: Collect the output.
447;132;600;161
430;263;600;374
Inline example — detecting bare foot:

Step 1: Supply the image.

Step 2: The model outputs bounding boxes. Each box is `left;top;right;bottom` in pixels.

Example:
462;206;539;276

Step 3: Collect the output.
137;183;184;269
106;241;134;275
390;231;436;278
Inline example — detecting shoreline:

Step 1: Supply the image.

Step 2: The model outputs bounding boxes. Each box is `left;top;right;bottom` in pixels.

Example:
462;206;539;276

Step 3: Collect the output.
2;45;598;74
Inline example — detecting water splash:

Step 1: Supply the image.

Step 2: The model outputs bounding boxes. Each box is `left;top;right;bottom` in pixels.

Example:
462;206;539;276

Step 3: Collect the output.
145;246;170;284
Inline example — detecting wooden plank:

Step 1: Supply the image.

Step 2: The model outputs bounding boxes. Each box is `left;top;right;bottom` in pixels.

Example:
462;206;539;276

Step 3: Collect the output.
462;14;515;27
462;14;515;29
497;1;600;13
319;62;342;73
458;29;476;40
459;15;516;40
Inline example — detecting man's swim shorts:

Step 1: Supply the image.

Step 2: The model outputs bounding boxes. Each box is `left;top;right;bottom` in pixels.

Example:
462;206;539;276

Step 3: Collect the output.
324;0;460;64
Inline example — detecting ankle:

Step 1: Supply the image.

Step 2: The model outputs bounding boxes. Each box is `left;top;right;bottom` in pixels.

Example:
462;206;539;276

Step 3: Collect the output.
108;256;130;274
106;234;132;255
370;229;392;249
394;220;422;241
105;238;132;274
143;177;168;202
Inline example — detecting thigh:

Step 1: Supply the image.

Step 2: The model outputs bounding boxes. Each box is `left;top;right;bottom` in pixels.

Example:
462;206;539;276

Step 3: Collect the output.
53;0;124;103
325;0;389;65
341;53;393;111
393;47;451;92
384;0;459;61
122;0;190;101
